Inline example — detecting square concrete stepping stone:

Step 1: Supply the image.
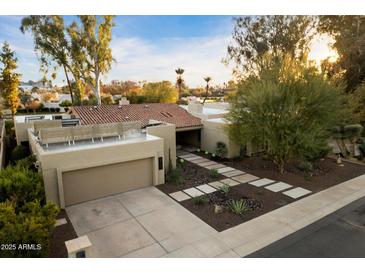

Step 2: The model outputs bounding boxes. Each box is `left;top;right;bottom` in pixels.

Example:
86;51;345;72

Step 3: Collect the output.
183;187;204;197
179;153;195;159
196;184;217;194
176;150;189;156
169;191;191;202
207;164;226;170
220;178;240;187
184;147;198;152
217;167;235;174
249;178;275;187
208;181;225;189
221;169;245;177
190;158;210;164
283;187;312;199
184;156;203;161
265;182;292;192
232;173;259;184
198;161;217;167
55;218;67;227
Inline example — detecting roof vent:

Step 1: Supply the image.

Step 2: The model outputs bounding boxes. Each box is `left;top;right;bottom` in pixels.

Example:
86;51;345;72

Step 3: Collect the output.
125;116;129;119
93;106;98;110
145;104;149;108
118;105;122;109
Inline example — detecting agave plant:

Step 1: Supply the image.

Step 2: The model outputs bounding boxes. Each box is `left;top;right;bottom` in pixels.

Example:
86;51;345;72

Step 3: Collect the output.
228;199;248;215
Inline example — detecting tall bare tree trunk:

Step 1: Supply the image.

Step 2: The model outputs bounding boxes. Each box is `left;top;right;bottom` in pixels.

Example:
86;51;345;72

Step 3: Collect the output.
63;65;74;104
95;74;101;105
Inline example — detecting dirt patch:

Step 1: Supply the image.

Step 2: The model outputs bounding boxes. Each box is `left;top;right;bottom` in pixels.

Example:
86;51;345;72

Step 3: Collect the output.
157;161;225;194
221;157;365;193
49;210;77;258
180;183;294;231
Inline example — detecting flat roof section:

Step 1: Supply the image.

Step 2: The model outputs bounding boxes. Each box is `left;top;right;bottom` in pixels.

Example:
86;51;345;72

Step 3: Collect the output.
34;132;160;154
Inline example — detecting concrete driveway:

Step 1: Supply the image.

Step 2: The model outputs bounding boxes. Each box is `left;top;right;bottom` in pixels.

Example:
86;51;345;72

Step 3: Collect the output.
66;187;232;258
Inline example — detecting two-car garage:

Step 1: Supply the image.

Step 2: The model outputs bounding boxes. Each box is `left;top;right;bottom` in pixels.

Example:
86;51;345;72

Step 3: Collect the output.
61;158;154;206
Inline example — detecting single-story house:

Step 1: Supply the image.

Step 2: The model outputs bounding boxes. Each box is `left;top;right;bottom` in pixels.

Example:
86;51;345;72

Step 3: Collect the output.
14;101;253;208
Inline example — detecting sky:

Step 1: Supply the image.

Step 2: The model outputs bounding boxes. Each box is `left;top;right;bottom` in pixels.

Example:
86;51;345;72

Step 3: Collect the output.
0;15;336;88
0;15;235;88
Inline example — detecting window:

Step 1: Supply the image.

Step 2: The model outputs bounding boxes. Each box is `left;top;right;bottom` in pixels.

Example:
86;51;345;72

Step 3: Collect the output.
158;157;163;170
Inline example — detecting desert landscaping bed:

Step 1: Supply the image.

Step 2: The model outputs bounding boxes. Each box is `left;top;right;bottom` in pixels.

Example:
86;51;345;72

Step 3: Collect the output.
180;183;294;231
157;161;225;193
221;156;365;193
195;150;365;193
49;210;77;258
159;150;365;232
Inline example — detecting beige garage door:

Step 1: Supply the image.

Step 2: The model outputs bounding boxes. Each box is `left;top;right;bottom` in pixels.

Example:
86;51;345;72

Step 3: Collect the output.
62;158;153;206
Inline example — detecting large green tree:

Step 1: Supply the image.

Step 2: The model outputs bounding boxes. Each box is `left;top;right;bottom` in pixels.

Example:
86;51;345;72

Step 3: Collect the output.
21;15;115;106
225;16;316;78
318;16;365;91
0;42;20;116
227;54;346;173
67;16;115;105
142;81;178;103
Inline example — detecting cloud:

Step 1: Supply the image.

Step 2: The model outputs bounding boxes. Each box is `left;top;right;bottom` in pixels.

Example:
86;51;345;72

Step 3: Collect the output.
107;35;233;87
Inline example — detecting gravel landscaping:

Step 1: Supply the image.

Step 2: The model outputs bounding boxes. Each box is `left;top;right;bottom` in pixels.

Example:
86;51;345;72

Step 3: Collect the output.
159;150;365;232
157;161;225;193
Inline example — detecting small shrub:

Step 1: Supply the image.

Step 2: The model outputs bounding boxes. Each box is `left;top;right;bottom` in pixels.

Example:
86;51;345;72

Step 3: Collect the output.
167;168;184;185
4;120;14;135
219;184;231;196
197;148;201;153
55;107;60;113
192;195;208;206
205;150;209;155
15;155;37;170
209;168;219;179
228;199;248;215
215;141;227;158
0;200;59;257
298;161;314;173
10;145;29;162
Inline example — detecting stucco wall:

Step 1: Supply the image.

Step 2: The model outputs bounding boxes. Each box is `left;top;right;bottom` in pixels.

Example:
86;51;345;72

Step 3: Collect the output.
30;133;164;207
146;122;176;171
15;121;34;144
201;120;240;159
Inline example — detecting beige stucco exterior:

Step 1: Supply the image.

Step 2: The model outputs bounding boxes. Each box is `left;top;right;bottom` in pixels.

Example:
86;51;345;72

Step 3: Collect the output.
29;129;164;208
14;114;71;144
201;119;240;159
146;121;176;171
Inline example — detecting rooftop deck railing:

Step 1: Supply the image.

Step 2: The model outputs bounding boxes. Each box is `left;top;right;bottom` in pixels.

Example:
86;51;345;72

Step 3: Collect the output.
38;121;142;147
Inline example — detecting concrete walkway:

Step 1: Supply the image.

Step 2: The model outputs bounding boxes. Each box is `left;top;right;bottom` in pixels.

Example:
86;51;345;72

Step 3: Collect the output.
66;174;365;257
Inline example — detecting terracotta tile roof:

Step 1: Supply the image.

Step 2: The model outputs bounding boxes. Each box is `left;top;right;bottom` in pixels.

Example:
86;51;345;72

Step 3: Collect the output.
70;103;202;129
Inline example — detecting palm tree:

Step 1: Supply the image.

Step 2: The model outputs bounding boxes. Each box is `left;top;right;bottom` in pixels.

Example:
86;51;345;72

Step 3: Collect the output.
202;76;212;104
175;68;185;97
